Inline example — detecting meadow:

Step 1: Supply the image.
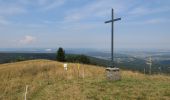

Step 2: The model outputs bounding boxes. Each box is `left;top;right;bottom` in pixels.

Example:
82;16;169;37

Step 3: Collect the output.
0;59;170;100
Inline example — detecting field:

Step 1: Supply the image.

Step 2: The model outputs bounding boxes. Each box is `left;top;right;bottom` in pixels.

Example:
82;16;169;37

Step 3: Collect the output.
0;59;170;100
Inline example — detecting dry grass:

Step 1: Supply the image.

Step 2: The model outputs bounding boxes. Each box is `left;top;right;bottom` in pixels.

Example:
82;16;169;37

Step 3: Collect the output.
0;59;169;100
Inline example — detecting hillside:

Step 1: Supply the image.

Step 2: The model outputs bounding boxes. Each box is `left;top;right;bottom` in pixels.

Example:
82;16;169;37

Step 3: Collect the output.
0;60;170;100
1;53;170;74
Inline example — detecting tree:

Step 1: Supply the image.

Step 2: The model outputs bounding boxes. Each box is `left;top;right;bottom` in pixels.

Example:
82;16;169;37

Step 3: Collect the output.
56;47;65;62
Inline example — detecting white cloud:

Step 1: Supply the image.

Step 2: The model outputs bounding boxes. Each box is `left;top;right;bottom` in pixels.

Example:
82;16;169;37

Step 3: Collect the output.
18;0;65;11
129;6;170;16
129;7;149;15
64;0;170;24
19;35;36;44
38;0;48;5
144;19;166;24
0;4;26;15
64;0;131;22
45;48;52;52
128;18;169;25
42;0;65;11
0;16;10;25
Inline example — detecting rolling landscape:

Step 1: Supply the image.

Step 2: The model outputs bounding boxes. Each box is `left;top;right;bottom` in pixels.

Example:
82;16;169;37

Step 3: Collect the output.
0;0;170;99
0;49;170;99
0;49;170;74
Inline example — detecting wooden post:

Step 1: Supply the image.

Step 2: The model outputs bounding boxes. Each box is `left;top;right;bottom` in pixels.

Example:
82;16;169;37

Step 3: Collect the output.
77;64;80;78
24;85;28;100
82;66;85;79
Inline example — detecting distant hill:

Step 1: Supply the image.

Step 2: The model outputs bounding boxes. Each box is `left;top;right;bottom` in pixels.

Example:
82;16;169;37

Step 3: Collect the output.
0;53;56;63
0;53;170;74
0;60;170;100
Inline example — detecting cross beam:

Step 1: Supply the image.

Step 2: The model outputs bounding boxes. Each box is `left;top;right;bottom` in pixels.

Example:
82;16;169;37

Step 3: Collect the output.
105;18;121;23
105;8;121;67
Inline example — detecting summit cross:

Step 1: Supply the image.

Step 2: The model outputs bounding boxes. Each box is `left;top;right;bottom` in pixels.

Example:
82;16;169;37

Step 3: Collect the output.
105;8;121;67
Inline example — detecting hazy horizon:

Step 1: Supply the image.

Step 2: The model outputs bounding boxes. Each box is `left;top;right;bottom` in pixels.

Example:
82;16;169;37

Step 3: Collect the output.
0;47;170;53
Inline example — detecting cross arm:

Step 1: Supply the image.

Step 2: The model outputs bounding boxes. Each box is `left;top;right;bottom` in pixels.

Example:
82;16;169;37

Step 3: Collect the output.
114;18;121;21
105;20;112;23
105;18;121;23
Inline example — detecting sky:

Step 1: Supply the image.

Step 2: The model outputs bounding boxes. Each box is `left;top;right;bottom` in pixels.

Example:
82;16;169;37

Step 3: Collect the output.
0;0;170;50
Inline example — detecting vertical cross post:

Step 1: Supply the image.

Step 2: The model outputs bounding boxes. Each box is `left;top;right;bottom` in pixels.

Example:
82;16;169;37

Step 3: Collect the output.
105;8;121;68
111;9;114;63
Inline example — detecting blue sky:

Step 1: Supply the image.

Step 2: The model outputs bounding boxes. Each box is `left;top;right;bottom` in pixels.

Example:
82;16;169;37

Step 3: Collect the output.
0;0;170;50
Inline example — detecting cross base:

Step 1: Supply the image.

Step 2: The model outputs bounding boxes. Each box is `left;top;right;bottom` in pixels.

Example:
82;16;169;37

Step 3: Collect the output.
106;67;121;81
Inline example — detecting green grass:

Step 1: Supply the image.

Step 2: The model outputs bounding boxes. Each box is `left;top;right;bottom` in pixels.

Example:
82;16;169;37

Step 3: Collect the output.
0;59;169;100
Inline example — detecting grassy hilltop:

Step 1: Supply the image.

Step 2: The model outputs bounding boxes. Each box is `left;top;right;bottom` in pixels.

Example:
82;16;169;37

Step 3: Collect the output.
0;60;170;100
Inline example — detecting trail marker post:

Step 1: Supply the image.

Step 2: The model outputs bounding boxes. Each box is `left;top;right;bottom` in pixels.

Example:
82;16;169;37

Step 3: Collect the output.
105;8;121;80
63;63;68;80
77;64;80;78
64;63;68;71
146;57;152;75
149;57;152;75
24;85;28;100
77;63;80;70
